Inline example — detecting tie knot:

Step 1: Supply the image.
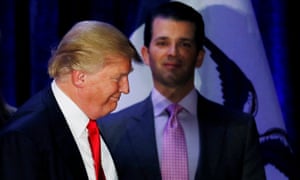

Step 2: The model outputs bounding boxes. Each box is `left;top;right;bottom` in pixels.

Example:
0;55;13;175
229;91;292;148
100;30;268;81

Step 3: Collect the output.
167;104;183;117
87;119;98;132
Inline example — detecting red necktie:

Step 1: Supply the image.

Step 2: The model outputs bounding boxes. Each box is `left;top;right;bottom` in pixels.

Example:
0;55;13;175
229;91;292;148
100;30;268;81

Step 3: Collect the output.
87;119;106;180
161;104;189;180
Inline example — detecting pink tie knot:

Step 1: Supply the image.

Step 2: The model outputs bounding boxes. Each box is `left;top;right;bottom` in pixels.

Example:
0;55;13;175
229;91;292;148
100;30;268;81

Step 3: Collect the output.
166;104;183;127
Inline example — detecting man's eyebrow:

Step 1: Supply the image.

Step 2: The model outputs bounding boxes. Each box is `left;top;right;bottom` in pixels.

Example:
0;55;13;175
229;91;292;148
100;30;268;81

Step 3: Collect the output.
153;36;169;40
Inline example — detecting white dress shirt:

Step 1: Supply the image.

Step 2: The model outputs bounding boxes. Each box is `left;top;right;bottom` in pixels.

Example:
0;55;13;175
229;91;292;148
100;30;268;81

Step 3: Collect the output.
51;81;118;180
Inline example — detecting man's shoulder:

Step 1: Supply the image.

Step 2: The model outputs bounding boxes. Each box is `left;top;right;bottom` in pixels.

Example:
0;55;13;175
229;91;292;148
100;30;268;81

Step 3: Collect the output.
197;94;255;124
115;97;151;114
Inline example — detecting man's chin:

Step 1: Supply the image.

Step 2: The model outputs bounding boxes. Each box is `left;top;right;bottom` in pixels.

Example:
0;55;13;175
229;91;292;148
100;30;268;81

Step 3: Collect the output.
109;102;118;112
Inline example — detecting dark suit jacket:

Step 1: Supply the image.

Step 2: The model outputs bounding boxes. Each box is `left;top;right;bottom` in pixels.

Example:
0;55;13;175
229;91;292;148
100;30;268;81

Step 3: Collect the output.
98;94;266;180
0;87;89;180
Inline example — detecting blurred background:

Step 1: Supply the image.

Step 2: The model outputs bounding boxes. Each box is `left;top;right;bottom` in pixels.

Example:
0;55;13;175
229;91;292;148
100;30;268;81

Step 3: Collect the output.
0;0;299;179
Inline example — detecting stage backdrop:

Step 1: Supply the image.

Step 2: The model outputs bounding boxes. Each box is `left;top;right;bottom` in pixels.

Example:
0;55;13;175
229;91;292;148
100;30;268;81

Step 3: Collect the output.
115;1;296;179
0;0;298;179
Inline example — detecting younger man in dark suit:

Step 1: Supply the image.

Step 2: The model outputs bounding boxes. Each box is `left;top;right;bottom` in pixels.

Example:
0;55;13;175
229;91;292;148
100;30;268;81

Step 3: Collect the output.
98;2;266;180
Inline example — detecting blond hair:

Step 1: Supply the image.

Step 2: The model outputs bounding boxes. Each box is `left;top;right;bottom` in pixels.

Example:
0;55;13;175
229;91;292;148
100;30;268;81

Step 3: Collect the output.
48;20;139;79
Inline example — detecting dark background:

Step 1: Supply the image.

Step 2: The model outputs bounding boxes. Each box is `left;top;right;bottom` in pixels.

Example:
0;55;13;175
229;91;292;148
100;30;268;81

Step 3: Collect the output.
0;0;299;171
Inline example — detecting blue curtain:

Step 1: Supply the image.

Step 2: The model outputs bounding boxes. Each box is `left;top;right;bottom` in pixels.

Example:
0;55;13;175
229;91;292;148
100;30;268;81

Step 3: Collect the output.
0;0;299;177
252;0;298;149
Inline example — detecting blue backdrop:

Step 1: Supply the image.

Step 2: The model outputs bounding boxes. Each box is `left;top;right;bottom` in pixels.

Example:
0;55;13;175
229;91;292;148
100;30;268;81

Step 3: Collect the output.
0;0;299;179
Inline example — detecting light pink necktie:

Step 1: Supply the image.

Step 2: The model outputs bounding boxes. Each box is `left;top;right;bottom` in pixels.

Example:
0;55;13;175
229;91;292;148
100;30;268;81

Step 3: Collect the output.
87;119;106;180
161;104;189;180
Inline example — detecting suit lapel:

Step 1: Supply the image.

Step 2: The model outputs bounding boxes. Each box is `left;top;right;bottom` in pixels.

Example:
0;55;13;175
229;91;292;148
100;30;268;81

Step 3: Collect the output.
196;95;227;179
45;88;88;180
126;97;161;179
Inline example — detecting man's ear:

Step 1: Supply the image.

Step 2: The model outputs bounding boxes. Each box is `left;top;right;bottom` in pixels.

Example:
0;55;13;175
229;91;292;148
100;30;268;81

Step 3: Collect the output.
141;46;150;65
72;70;86;88
195;49;205;68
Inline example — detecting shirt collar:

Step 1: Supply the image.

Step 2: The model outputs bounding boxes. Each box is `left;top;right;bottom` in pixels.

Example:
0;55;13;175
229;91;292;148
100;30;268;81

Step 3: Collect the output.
151;88;198;116
51;80;89;138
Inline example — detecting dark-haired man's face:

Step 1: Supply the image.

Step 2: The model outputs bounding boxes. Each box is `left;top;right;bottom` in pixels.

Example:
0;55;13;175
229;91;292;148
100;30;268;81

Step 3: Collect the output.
142;17;204;92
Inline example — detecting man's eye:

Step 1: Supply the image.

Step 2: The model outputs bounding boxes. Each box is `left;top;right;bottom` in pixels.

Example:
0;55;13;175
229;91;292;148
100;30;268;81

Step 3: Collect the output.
156;41;167;46
180;42;192;48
